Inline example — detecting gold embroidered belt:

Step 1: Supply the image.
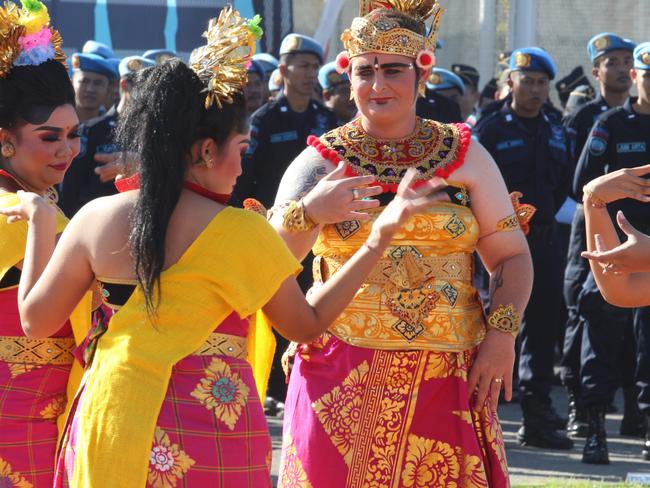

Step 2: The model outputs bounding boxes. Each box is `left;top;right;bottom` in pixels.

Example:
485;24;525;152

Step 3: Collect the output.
316;252;472;284
0;335;75;365
192;332;247;360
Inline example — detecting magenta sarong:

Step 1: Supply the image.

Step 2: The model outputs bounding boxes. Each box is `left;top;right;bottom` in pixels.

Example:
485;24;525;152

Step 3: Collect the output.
279;333;510;488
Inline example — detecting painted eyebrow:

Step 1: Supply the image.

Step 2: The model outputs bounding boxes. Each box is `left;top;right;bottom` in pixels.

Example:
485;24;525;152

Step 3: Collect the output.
34;125;80;133
354;62;412;70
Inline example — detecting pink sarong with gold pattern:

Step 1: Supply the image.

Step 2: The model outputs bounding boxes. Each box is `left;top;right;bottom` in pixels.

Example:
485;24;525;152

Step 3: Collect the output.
279;120;510;487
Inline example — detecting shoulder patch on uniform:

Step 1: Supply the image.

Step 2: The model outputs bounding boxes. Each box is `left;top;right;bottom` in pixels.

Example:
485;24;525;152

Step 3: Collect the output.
588;127;609;156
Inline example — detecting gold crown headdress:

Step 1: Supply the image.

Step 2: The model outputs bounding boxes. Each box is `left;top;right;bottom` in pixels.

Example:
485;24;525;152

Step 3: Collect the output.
339;0;443;65
189;6;263;109
0;0;66;79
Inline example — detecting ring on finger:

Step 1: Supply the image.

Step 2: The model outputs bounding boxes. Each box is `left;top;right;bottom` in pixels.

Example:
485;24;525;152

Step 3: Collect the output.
492;377;503;383
352;188;361;200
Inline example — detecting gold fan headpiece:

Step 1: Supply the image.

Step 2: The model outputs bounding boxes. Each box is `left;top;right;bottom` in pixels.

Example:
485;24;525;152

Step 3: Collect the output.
189;6;263;109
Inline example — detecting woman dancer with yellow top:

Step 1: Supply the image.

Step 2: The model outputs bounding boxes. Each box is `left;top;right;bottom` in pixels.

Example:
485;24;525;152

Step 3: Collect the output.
0;1;85;485
273;2;533;486
1;7;449;487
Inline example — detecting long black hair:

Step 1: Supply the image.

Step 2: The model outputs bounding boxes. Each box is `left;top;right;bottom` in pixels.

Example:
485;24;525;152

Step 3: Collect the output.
0;59;75;132
115;58;248;314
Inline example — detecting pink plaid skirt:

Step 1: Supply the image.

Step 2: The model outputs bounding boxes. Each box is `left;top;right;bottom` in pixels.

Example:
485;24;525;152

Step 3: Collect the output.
56;314;272;487
0;287;74;486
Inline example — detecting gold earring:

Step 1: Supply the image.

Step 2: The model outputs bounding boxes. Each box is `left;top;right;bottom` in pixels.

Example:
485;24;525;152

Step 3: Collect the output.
418;81;426;98
1;142;15;158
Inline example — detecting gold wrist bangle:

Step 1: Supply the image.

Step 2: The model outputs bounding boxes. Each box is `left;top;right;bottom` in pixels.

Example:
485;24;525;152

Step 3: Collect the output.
487;304;521;337
582;186;607;208
282;200;317;233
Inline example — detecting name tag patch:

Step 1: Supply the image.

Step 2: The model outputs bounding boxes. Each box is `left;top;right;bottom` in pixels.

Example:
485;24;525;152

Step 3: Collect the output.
270;131;298;143
616;142;646;153
496;139;524;151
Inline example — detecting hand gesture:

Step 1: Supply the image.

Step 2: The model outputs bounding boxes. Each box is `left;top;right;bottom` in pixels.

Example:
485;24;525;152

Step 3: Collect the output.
370;168;449;242
583;164;650;204
95;151;138;183
0;190;54;223
302;161;383;224
581;211;650;274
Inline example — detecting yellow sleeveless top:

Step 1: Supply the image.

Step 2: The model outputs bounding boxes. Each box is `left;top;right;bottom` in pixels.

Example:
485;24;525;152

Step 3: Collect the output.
70;207;301;487
313;196;486;352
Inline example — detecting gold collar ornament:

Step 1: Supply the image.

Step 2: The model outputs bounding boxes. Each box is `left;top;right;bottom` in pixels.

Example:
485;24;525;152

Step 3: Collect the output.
189;6;263;109
335;0;443;75
0;0;66;79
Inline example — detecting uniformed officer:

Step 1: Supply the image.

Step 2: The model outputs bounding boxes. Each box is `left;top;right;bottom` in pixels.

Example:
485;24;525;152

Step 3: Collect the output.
232;33;336;209
142;49;177;64
564;85;596;116
60;55;154;217
82;41;121;112
573;41;650;464
452;63;480;120
556;66;593;112
231;34;336;413
561;33;636;441
244;59;266;115
474;47;574;449
318;61;357;125
70;52;117;124
253;52;280;102
479;77;498;108
415;68;462;123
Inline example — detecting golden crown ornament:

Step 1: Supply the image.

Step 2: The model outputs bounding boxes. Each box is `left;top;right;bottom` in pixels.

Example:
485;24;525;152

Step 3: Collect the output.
335;0;443;74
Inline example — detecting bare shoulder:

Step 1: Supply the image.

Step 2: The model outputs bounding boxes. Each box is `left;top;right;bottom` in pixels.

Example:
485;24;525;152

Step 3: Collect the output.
70;191;135;243
274;146;336;204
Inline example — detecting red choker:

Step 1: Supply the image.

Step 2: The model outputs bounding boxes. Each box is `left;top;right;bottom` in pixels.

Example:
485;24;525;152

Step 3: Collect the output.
114;173;230;205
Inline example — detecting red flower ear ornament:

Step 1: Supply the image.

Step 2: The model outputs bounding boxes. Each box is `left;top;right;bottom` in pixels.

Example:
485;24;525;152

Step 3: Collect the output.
416;49;435;70
335;51;350;74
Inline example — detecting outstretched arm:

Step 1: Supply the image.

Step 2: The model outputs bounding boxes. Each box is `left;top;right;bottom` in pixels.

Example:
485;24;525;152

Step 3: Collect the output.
580;165;650;307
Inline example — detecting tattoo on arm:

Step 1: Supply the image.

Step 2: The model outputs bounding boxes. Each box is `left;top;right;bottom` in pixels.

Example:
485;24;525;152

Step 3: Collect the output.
489;264;504;302
274;150;331;204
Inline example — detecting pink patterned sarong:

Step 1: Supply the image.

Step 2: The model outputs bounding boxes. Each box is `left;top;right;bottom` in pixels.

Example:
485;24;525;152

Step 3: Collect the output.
279;333;510;488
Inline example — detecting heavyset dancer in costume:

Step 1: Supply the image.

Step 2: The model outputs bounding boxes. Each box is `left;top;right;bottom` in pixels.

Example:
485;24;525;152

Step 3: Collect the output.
0;1;86;485
2;6;451;486
274;1;533;486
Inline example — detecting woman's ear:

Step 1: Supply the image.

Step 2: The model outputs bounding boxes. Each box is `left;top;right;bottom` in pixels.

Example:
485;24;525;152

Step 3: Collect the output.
200;138;218;168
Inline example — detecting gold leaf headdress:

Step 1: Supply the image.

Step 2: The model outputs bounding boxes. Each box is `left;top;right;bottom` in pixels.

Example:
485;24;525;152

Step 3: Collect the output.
189;6;263;109
341;0;444;59
0;0;66;79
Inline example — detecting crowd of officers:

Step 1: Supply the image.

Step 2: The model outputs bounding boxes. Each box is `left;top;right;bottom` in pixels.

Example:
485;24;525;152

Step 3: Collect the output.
58;31;650;466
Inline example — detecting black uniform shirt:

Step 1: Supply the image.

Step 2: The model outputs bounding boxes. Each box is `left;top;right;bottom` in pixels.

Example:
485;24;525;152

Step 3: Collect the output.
574;98;650;234
232;95;337;208
473;103;573;225
415;88;462;123
59;106;119;218
563;95;612;171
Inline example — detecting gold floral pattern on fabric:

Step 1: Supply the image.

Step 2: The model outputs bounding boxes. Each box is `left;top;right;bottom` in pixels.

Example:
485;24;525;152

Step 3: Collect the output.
190;357;250;431
7;363;39;378
147;427;195;488
401;435;486;488
39;393;66;421
0;457;32;488
313;204;486;352
278;434;313;488
424;350;470;381
312;361;370;466
347;351;425;487
319;118;464;187
474;405;509;479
